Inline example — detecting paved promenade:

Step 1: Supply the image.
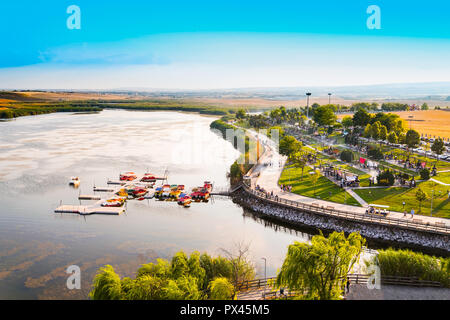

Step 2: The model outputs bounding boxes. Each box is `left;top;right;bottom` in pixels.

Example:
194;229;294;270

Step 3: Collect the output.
246;130;449;228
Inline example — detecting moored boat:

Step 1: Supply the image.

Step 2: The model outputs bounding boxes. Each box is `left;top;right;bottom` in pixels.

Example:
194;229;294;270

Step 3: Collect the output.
69;176;80;187
119;172;137;181
141;173;157;182
177;194;192;207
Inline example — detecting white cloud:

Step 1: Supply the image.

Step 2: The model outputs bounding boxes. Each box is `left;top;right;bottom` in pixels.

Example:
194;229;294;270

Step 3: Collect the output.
1;33;449;89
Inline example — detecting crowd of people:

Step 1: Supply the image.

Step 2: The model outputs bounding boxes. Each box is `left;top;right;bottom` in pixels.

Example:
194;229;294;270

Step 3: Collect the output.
280;184;292;192
365;206;389;217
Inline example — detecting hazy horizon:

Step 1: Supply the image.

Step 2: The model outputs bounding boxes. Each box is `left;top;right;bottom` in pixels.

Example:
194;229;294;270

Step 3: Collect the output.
1;1;449;90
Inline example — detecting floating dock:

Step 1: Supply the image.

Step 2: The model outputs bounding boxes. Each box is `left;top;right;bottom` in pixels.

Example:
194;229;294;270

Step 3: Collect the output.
54;204;124;215
78;194;102;200
93;187;115;192
107;180;126;185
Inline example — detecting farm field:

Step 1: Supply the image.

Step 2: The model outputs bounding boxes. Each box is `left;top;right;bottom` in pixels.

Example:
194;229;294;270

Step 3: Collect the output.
338;110;450;139
392;110;450;139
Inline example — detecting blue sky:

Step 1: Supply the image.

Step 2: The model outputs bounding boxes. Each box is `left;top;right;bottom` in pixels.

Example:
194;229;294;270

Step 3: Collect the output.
1;0;450;89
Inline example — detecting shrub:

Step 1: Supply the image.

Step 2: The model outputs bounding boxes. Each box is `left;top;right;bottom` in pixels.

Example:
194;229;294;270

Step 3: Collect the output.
377;170;395;186
340;150;354;163
369;249;450;288
419;168;430;180
367;147;384;160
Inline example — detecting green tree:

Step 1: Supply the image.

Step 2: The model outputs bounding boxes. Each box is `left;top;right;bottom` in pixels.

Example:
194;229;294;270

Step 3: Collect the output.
379;125;388;141
137;258;171;279
276;232;365;300
90;250;249;300
395;119;406;136
431;138;446;164
89;265;123;300
340;150;354;163
341;116;353;130
236;109;247;119
279;135;302;158
313;105;337;126
171;251;190;279
209;277;235;300
370;121;381;140
188;251;206;290
405;129;421;150
363;123;372;138
387;131;398;144
291;151;308;180
127;275;165;300
415;188;428;213
352;108;372;127
398;132;406;144
421;103;429;110
310;169;320;196
229;161;243;184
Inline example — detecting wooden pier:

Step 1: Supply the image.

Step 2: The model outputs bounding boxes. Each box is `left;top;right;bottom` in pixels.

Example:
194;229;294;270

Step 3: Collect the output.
78;194;102;200
93;187;115;192
54;205;124;215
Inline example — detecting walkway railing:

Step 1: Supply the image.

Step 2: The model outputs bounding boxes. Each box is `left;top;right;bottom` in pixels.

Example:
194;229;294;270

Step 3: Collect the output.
347;274;444;288
236;274;444;292
241;184;450;236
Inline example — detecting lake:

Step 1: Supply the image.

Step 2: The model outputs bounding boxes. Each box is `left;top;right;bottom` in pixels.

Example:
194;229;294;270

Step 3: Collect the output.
0;110;310;299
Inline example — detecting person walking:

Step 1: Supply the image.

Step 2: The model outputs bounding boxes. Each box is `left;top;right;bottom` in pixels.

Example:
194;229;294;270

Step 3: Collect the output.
403;210;407;218
411;208;415;219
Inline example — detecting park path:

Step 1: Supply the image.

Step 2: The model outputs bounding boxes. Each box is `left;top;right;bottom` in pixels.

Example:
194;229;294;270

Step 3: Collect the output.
246;130;449;227
346;284;450;300
430;178;450;186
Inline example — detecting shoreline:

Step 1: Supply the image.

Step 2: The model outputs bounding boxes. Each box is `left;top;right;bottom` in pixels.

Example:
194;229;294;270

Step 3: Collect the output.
232;188;450;256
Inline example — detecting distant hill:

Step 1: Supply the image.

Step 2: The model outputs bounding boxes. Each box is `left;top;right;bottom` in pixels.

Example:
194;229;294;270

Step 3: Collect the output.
0;91;43;102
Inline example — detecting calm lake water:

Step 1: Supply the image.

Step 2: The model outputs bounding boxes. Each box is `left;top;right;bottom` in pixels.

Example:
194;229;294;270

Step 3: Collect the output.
0;110;311;299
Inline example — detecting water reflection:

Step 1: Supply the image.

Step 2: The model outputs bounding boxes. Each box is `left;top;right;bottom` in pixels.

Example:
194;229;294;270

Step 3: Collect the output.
0;110;310;299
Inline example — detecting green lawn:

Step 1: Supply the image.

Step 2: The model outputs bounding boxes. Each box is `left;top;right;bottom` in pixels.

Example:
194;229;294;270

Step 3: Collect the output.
388;148;450;171
279;165;361;207
354;181;450;219
433;171;450;184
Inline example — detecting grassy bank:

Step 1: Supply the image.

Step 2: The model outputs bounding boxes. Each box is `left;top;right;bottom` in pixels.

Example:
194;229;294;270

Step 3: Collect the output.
279;164;361;207
368;248;450;287
102;102;234;116
354;181;450;218
0;103;103;118
210;118;261;183
0;94;237;119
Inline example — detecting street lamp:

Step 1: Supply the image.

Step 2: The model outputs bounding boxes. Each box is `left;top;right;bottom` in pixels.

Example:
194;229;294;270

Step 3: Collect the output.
430;183;436;216
328;93;332;105
261;257;267;300
306;92;312;122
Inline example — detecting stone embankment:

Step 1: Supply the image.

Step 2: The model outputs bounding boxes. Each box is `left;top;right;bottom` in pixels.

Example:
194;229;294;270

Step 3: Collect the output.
232;189;450;254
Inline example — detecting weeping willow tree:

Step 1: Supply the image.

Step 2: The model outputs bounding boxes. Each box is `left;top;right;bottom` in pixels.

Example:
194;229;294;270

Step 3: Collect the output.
276;231;365;300
89;265;123;300
209;277;235;300
89;250;254;300
368;248;450;288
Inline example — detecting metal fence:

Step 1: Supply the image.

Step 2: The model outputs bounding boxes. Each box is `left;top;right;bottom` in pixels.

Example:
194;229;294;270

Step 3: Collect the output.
241;184;450;236
237;274;444;292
